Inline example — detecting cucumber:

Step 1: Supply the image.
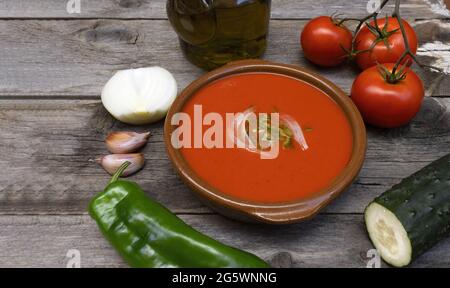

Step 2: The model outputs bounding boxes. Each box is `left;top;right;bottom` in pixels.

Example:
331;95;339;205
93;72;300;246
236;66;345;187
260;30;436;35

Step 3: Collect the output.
365;154;450;267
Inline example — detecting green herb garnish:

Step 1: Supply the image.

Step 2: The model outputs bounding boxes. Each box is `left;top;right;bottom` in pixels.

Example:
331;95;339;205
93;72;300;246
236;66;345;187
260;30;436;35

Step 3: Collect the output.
279;125;294;149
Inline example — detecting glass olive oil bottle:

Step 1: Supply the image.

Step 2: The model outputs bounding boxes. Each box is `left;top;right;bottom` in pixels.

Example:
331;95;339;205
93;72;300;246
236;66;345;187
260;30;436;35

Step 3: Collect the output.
167;0;271;70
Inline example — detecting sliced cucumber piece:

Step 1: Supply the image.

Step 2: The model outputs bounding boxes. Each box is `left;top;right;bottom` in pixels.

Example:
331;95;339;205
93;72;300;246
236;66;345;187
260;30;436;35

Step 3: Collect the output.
364;154;450;267
365;202;412;267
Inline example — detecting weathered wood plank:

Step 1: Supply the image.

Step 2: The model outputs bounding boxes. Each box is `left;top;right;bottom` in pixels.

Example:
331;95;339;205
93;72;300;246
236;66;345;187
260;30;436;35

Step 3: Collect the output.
0;19;448;97
416;19;450;77
0;214;449;268
0;0;447;20
0;0;448;270
0;97;449;215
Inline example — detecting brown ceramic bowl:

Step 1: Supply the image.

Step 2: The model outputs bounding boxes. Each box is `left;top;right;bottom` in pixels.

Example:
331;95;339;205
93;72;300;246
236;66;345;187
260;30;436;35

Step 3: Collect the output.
164;60;366;224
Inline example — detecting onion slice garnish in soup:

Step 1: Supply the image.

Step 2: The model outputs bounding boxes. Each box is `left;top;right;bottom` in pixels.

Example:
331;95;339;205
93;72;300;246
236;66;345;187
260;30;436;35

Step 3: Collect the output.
231;107;259;154
229;107;309;156
280;114;309;151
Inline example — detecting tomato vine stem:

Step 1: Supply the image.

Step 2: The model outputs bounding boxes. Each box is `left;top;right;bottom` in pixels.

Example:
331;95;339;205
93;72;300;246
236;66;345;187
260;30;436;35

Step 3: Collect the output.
391;0;443;74
338;0;390;55
339;0;444;74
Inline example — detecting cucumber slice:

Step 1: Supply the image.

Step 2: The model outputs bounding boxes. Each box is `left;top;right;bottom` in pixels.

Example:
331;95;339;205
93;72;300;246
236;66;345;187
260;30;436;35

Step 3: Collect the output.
365;202;412;267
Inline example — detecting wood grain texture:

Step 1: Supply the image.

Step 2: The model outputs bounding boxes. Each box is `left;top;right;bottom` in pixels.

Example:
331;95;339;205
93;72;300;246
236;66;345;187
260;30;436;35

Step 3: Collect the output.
1;214;449;268
0;97;449;215
416;19;450;77
0;0;447;19
1;0;449;269
0;19;448;97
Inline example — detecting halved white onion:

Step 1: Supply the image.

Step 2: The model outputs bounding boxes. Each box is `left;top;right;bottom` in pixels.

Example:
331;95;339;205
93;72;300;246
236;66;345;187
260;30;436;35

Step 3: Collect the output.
101;67;177;125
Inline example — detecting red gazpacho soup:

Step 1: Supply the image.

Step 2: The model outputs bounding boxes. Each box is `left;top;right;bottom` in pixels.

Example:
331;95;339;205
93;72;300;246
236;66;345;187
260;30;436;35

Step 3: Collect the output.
180;72;353;203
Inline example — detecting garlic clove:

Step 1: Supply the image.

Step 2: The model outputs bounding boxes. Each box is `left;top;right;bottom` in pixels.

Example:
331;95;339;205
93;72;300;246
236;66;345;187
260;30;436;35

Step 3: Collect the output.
101;67;178;125
106;131;151;154
97;153;145;177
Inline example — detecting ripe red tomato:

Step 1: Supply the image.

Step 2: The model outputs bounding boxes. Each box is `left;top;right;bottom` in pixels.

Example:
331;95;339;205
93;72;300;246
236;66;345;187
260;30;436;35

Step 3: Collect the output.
301;16;353;67
355;17;418;70
351;64;424;128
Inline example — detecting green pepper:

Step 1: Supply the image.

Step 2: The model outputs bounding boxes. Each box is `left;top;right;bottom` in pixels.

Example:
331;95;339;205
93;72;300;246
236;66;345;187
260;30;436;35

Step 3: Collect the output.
89;162;270;268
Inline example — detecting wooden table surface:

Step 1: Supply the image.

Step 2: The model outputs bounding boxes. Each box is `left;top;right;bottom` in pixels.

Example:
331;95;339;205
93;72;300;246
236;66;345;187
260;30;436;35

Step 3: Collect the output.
0;0;449;268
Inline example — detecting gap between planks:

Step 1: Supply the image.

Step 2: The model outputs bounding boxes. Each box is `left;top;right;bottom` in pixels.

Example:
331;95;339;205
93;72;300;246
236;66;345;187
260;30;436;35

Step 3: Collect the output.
0;0;448;20
0;95;448;100
0;212;364;216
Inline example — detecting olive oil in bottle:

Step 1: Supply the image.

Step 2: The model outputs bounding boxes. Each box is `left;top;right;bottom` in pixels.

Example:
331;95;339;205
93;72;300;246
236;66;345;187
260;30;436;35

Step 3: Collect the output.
167;0;271;70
